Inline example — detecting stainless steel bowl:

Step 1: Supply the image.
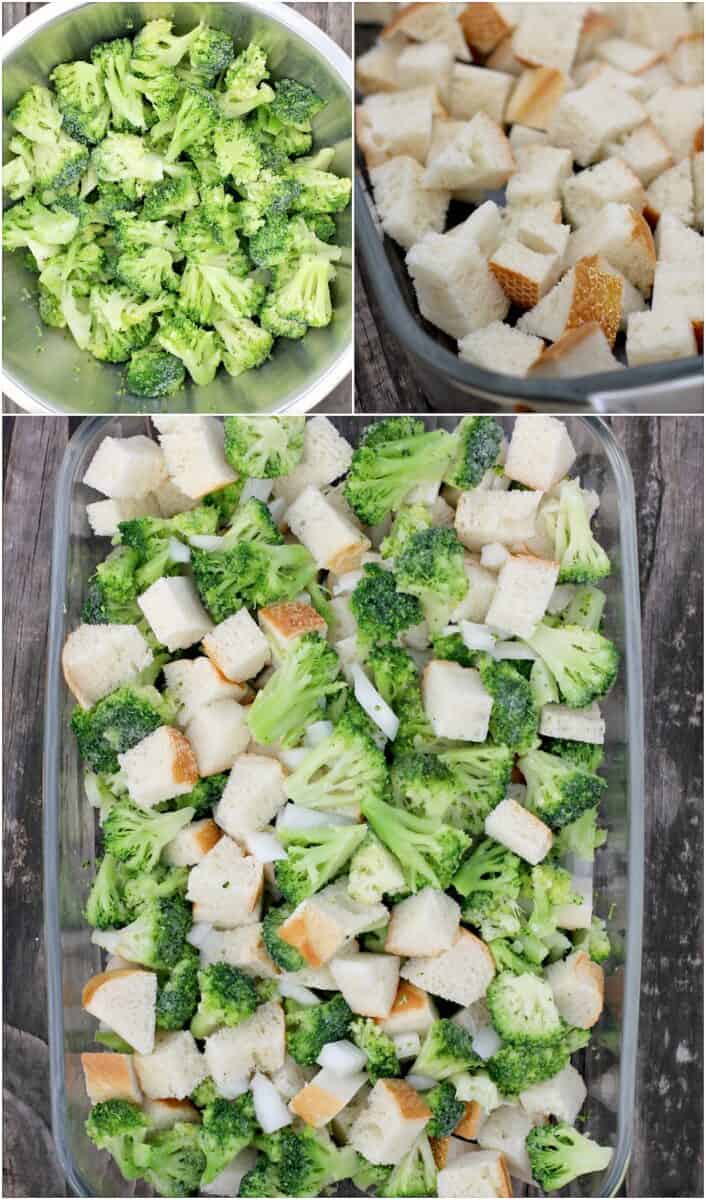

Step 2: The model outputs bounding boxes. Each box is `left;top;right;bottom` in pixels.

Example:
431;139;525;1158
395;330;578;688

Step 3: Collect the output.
2;1;353;414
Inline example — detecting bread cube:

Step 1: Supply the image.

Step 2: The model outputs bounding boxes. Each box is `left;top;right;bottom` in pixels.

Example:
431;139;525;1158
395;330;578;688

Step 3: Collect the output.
81;1052;143;1104
118;726;198;811
186;699;250;776
380;981;439;1037
205;1001;285;1091
385;889;460;958
460;4;518;55
138;575;213;652
509;124;549;151
86;494;160;537
82;968;157;1055
258;601;327;655
455;490;542;553
505;144;573;208
349;1079;432;1165
290;1068;368;1127
407;230;510;340
83;435;166;499
450;63;513;124
506;67;569;132
545;951;605;1029
485;554;559;639
539;702;606;744
446;201;503;259
623;3;692;51
370;156;449;252
163;657;245;727
200;924;279;979
652;261;704;331
519;1063;587;1124
186;836;264;928
152;477;199;518
286;486;370;575
450;556;499;623
422;112;515;195
142;1099;201;1130
626;310;698;365
517;258;623;347
489;240;561;309
605;121;673;187
272;417;353;506
62;623;153;710
163;817;222;867
512;4;583;74
646;86;704;163
669;33;704;85
458;321;543;378
356;88;436;168
422;661;493;742
203;609;271;683
383;2;471;60
329;952;400;1019
356;35;405;95
563;158;646;229
157;418;236;499
478;1104;536;1182
215;754;287;839
576;9;616;63
596;37;662;75
655;211;704;262
134;1031;207;1100
401;929;495;1006
529;323;624;378
278;880;388;967
398;41;454;107
485;798;553;864
504;415;576;492
438;1148;512;1197
645;157;695;228
549;80;646;166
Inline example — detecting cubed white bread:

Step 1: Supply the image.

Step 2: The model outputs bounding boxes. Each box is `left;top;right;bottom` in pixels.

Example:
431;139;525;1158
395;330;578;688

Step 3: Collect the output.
651;261;704;338
83;435;166;499
186;699;250;776
423;112;515;196
82;968;157;1055
422;660;493;742
485;797;553;864
138;575;213;652
330;1083;372;1143
623;2;692;51
529;323;624;378
406;230;510;340
508;124;549;150
157;419;236;499
596;37;662;76
151;416;212;434
506;144;573;207
637;61;680;100
62;623;153;710
81;1052;143;1104
576;9;616;63
669;33;704;84
506;67;569;132
385;888;461;958
442;200;503;259
163;657;245;727
646;86;704;164
510;211;570;264
503;414;576;492
438;1148;512;1196
270;1056;312;1102
118;726;198;811
450;63;513;124
573;61;645;99
279;880;388;967
289;1068;368;1127
202;609;271;683
545;951;605;1028
200;924;279;978
86;494;160;537
379;981;439;1037
356;88;437;168
645;158;695;227
456;489;542;553
215;754;287;839
626;309;699;365
548;81;646;166
187;836;264;928
486;33;523;77
520;1063;587;1124
258;602;328;657
142;1098;201;1130
286;486;370;574
383;3;471;61
655;211;705;261
563;158;646;229
459;3;519;55
458;321;544;377
401;929;495;1006
349;1079;433;1165
205;1000;286;1090
134;1031;207;1100
370;156;449;251
397;41;455;107
592;256;647;330
498;203;563;246
329;952;400;1018
511;4;582;74
692;5;705;35
539;701;606;743
163;817;223;866
485;554;560;640
477;1104;535;1183
272;417;353;506
692;150;704;230
604;121;673;186
489;240;561;309
450;556;499;623
517;257;623;347
152;477;199;518
355;35;405;95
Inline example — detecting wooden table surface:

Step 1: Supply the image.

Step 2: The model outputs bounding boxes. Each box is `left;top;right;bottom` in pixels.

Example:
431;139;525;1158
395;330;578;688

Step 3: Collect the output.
1;1;352;416
2;413;703;1198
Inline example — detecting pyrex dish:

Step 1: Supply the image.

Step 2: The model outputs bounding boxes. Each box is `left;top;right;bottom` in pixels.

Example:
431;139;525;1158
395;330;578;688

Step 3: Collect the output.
2;1;353;416
44;416;644;1198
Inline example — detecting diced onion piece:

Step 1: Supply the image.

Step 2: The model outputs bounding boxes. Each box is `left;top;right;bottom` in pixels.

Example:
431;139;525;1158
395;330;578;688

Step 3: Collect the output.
278;748;309;771
91;929;121;954
243;830;287;862
473;1025;502;1060
241;478;273;503
189;534;224;551
305;720;334;747
168;537;191;563
252;1073;293;1133
219;1076;251;1100
276;803;356;830
351;664;399;741
491;641;539;660
460;620;498;652
278;978;321;1006
317;1039;368;1075
393;1033;421;1060
480;542;510;570
332;569;364;595
187;922;214;949
268;497;287;526
406;1073;437;1091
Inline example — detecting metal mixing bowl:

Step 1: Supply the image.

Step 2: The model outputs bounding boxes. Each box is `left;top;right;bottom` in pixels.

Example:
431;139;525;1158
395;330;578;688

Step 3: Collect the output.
2;1;353;414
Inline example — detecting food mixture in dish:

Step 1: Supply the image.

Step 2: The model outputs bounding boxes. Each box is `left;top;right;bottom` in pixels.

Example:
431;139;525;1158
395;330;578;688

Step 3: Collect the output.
65;414;617;1197
2;20;351;398
356;2;703;376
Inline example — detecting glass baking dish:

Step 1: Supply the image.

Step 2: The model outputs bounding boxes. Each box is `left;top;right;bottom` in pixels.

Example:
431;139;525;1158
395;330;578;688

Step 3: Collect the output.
44;415;644;1197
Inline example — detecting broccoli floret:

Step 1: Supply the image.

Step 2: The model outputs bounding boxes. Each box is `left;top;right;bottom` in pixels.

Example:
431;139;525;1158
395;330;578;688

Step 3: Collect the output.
262;904;306;972
285;994;353;1065
180;254;264;325
350;1017;400;1083
554;479;611;585
425;1081;465;1138
222;497;283;546
184;24;234;86
350;563;424;650
10;84;63;144
114;211;180;254
395;527;468;637
177;206;226;257
202;482;246;527
118;507;217;586
70;683;172;773
344;419;455;526
380;504;434;560
546;731;605;773
91;182;138;225
270;79;325;129
2;155;33;201
462;889;524;943
135;1121;206;1197
412;1018;481;1082
218;44;273;118
116;245;179;298
212;316;273;377
486;971;563;1044
260;299;307;340
438;744;513;835
88;286;158;364
444;415;503;490
519;747;605;829
247;212;292;267
84;853;131;929
191;540;316;623
238;1156;283;1196
486;1035;586;1095
362;794;470;894
366;645;419;708
476;653;539;754
526;1122;612;1191
94;1030;134;1053
135;70;184;123
289;161;352;214
3;195;80;260
103;799;194;873
385;1135;437;1198
156;312;222;385
267;254;336;328
247;632;344;747
214;117;263;183
525;862;582;943
92;132;165;197
126;345;185;398
554;806;607;863
574;914;611;964
132;19;198;74
224;415;305;478
142;174;200;222
190;962;259;1038
275;823;368;906
430;631;476;667
110;895;192;971
91;39;146;131
123;863;189;914
165;85;219;161
85;1099;148;1181
489;935;544;976
81;546;141;624
161;773;226;817
257;1126;357;1198
191;1077;220;1108
348;833;406;905
563;584;606;631
198;1093;257;1185
392;751;457;821
352;1156;392;1194
155;947;200;1031
526;622;619;709
50;61;110;144
284;716;388;815
453;835;522;899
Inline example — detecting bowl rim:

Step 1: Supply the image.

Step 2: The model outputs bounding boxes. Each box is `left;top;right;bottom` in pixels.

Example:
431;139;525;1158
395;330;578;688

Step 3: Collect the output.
1;0;353;415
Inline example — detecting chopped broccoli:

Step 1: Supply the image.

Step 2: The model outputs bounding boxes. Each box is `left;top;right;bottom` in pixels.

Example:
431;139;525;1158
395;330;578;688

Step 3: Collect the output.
275;823;368;906
518;747;605;829
81;546;141;624
103;798;194;874
526;1122;612;1191
247;632;344;747
222;497;283;547
166;85;219;161
344;417;454;526
132;19;198;75
412;1018;481;1081
270;79;325;129
444;415;503;490
191;1077;220;1108
362;794;470;893
184;25;234;87
486;1034;588;1095
352;1156;392;1194
199;1093;257;1185
453;835;522;899
3;195;80;260
110;895;192;971
486;971;563;1044
85;1099;148;1181
285;994;353;1065
554;480;611;585
84;853;131;929
156;312;223;385
142;172;200;220
267;254;337;328
526;622;619;709
489;935;544;977
91;131;165;197
51;61;111;144
256;1126;357;1198
348;833;407;905
554;806;607;862
563;584;606;631
262;904;306;972
134;1121;206;1197
439;744;513;835
214;316;273;377
191;540;316;623
396;527;469;636
214;118;263;183
126;345;185;397
224;416;305;478
574;915;612;964
425;1081;466;1138
70;683;172;773
91;39;146;131
190;962;259;1038
238;1156;283;1196
165;772;228;816
289;160;352;214
122;863;189;913
10;84;64;144
284;713;388;815
155;947;200;1031
386;1135;438;1198
366;644;419;708
351;563;424;650
392;751;457;821
462;890;524;943
476;653;539;753
380;504;434;560
525;862;582;942
350;1017;400;1083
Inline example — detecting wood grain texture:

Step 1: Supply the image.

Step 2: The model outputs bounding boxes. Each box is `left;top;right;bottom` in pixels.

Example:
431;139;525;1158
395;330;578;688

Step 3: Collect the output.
2;413;703;1198
1;2;352;415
